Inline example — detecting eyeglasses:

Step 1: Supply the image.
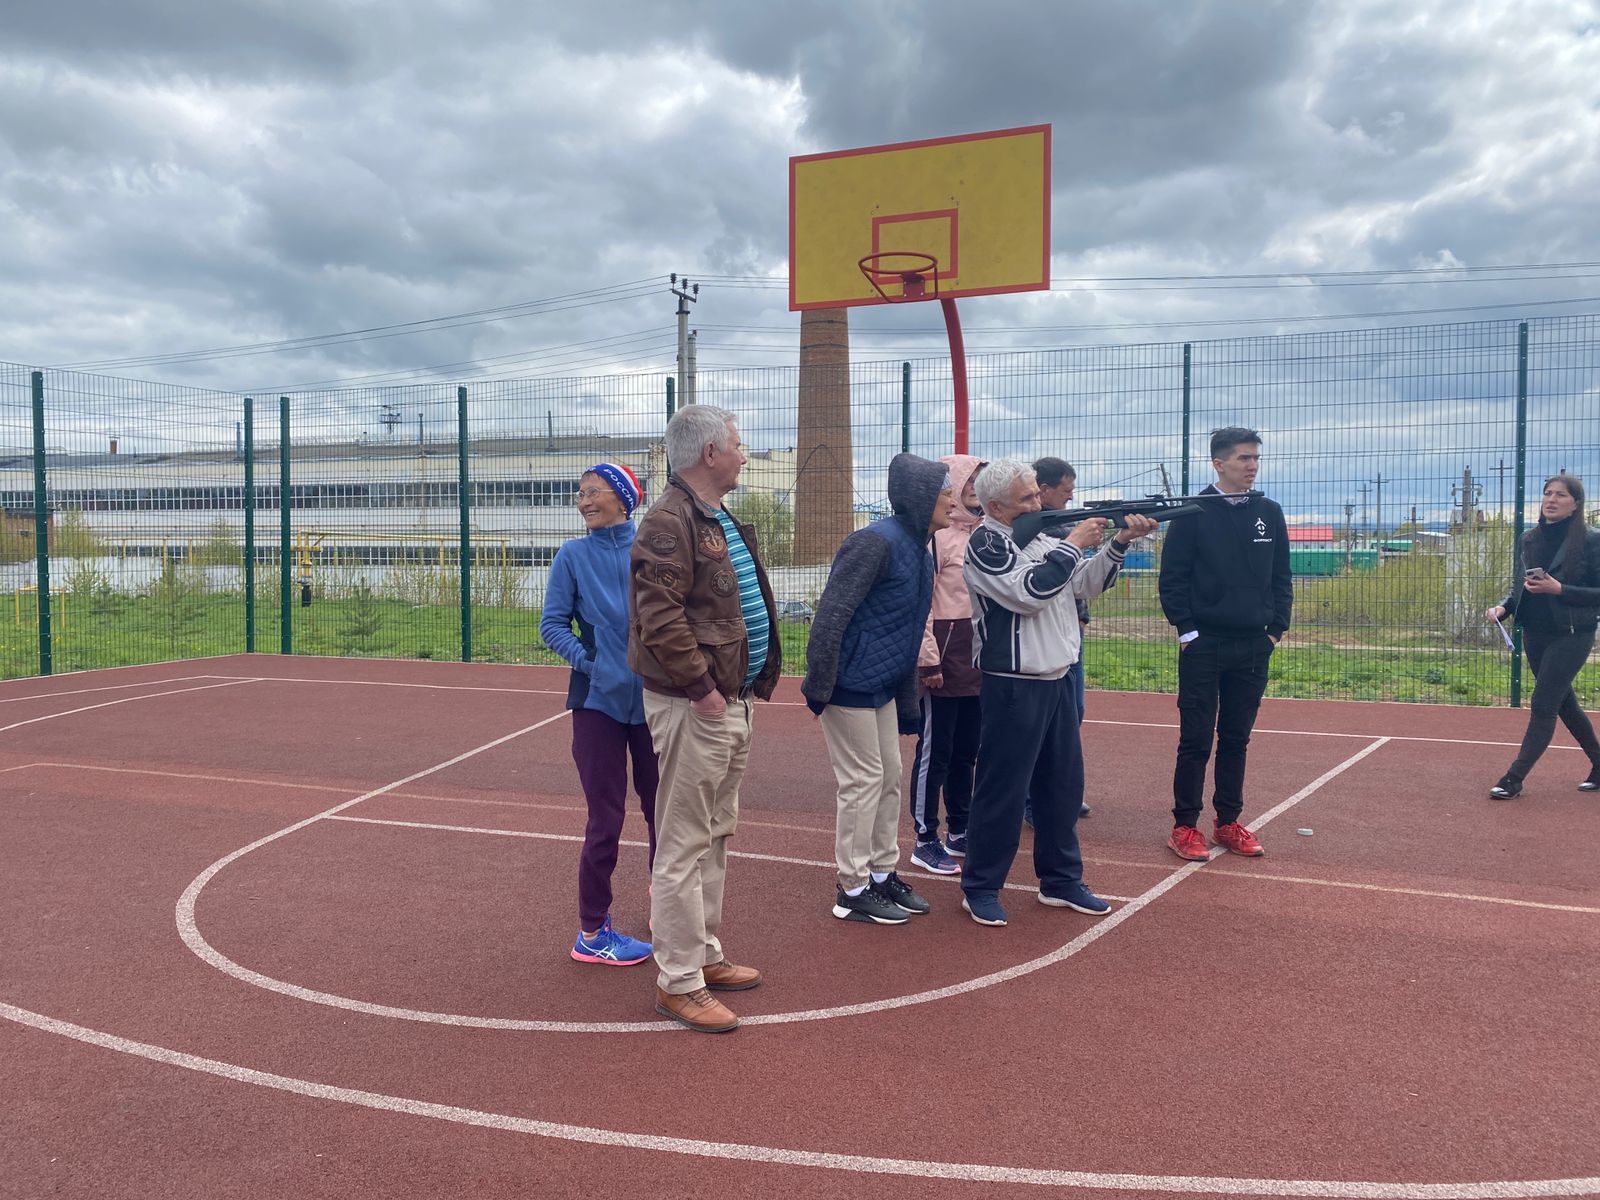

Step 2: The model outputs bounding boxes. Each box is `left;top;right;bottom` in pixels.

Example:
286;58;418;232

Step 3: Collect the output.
576;487;608;502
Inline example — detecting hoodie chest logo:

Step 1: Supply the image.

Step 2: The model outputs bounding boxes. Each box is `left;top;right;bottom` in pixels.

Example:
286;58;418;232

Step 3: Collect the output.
1253;517;1271;543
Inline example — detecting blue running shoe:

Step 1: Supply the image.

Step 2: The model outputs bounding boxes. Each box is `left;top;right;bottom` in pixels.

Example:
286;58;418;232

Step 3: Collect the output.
911;840;959;875
961;892;1007;926
1038;882;1111;916
571;916;652;966
944;832;968;858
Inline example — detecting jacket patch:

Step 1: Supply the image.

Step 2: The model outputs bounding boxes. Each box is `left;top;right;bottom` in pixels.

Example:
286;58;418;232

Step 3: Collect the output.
698;526;728;559
712;569;737;596
655;563;682;590
649;531;678;554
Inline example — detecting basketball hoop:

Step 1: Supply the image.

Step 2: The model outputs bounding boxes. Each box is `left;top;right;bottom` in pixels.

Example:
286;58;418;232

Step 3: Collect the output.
857;252;941;303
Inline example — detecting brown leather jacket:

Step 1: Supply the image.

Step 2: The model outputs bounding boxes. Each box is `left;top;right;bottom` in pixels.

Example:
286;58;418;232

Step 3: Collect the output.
628;475;782;701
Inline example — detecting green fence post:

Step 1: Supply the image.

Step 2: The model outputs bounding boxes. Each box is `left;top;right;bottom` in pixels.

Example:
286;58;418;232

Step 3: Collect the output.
243;396;255;653
30;370;51;676
1181;343;1192;495
1510;321;1529;707
901;361;911;453
279;396;291;656
458;385;472;663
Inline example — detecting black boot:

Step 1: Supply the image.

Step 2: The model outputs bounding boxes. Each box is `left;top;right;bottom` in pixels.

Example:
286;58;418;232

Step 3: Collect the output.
1580;764;1600;793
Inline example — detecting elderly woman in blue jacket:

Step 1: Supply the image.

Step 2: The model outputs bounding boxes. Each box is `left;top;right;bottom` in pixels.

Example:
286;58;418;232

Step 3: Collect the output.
541;463;658;966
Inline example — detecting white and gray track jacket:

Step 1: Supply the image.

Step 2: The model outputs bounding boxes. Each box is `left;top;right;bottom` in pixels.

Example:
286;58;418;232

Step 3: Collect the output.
963;517;1127;679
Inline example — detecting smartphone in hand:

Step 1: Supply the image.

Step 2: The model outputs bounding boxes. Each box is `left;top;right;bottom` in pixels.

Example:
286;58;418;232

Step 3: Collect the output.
1525;567;1548;580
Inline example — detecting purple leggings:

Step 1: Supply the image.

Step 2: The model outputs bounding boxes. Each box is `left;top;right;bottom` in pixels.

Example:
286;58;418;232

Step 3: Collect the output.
571;708;659;930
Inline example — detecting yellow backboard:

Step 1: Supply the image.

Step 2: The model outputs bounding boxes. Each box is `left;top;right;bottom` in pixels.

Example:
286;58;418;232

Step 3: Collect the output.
789;125;1051;311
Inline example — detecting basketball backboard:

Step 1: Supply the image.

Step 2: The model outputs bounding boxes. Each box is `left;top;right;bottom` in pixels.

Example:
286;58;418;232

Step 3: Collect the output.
788;125;1051;311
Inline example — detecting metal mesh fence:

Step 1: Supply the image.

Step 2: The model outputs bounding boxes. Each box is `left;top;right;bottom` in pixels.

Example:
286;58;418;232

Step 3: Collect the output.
2;312;1596;705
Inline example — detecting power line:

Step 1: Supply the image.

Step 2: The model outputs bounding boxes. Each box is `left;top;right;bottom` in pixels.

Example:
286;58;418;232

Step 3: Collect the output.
52;277;666;370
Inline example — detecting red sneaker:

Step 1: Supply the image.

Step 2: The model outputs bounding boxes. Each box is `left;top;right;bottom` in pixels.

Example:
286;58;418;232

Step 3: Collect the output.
1166;824;1210;861
1213;821;1264;857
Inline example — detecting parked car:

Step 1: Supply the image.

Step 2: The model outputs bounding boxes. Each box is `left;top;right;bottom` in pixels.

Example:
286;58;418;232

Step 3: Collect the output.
776;600;814;624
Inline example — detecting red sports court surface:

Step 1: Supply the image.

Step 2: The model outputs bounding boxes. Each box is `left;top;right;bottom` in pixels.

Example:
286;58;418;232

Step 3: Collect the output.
2;653;1598;1200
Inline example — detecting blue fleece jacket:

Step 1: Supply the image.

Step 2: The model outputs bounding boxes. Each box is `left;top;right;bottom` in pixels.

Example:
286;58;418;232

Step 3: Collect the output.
539;521;646;725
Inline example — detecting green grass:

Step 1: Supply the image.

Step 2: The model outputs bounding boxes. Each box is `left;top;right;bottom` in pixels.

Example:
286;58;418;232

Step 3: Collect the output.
6;589;1592;708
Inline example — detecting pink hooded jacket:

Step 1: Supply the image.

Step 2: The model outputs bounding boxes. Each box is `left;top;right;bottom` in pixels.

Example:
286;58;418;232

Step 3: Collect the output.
917;454;986;696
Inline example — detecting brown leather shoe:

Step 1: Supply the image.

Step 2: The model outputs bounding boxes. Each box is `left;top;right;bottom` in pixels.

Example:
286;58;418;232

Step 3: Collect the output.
655;987;739;1033
701;959;762;991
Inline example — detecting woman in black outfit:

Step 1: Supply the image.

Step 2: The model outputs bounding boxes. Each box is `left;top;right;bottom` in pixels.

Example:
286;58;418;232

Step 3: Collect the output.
1483;474;1600;799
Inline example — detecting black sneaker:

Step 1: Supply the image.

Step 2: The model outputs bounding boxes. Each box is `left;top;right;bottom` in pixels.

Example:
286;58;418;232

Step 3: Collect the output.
873;872;930;915
832;886;909;924
1489;775;1522;800
1581;765;1600;792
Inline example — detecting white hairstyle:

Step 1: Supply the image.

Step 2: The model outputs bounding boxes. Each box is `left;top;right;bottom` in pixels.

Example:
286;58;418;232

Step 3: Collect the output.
974;457;1034;511
665;404;737;471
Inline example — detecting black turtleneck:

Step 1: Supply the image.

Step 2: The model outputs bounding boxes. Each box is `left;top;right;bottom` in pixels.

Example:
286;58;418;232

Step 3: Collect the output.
1521;515;1578;630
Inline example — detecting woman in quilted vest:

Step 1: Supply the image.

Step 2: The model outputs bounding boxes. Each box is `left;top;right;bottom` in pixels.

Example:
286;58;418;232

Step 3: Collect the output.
802;453;954;925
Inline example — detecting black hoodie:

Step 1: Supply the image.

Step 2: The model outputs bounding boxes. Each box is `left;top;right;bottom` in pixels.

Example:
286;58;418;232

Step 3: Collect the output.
1158;485;1293;639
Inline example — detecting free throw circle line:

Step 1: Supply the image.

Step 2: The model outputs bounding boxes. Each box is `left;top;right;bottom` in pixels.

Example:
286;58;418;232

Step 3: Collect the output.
178;731;1389;1033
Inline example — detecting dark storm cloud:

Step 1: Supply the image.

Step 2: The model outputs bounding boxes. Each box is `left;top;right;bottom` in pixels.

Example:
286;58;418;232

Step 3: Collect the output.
3;0;357;81
0;0;1597;399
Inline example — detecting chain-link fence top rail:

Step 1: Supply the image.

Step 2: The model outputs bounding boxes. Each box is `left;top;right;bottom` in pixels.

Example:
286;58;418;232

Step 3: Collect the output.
2;311;1596;702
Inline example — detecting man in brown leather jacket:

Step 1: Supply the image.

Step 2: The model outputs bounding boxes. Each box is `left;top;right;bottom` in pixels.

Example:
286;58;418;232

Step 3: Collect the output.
629;404;781;1033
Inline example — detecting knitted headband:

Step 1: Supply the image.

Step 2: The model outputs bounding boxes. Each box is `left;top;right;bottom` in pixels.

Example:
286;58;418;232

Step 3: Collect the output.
588;462;643;516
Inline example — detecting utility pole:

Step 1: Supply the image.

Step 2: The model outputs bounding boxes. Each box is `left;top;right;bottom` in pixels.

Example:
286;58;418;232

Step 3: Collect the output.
1452;465;1481;531
1156;463;1173;496
1496;458;1506;522
1343;500;1355;552
671;274;699;407
1373;472;1386;540
1357;483;1371;542
686;329;698;406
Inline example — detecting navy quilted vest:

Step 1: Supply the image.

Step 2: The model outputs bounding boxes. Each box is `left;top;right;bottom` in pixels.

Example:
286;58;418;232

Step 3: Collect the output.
835;516;934;694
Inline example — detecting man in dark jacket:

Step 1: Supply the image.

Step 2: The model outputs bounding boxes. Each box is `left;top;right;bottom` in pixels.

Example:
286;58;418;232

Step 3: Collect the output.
1158;426;1292;862
804;454;954;924
629;404;781;1034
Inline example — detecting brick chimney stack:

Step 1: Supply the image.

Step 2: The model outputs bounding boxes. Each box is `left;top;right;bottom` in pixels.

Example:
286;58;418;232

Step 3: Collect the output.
793;309;854;564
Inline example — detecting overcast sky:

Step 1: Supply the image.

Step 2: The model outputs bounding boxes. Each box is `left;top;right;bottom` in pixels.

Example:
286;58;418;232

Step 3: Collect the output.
1;0;1597;400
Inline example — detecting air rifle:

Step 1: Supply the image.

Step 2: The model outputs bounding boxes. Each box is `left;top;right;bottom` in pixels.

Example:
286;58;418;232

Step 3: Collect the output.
1010;492;1261;549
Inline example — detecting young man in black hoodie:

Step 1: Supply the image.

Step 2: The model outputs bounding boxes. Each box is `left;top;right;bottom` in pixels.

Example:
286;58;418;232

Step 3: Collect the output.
1158;427;1292;861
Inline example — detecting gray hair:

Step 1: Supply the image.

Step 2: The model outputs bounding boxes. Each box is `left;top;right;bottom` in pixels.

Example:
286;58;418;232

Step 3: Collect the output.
665;404;737;471
975;457;1034;511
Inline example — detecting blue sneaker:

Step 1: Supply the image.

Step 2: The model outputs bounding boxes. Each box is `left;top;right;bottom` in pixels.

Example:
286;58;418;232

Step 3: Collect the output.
911;840;959;875
944;832;968;858
961;892;1008;926
1038;883;1111;916
571;916;652;966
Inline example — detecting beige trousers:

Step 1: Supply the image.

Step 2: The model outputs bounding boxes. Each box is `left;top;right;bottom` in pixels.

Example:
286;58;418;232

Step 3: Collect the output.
819;702;902;891
645;692;754;994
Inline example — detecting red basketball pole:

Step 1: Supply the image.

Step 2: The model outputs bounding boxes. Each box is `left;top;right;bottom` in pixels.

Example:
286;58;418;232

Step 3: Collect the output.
941;297;969;454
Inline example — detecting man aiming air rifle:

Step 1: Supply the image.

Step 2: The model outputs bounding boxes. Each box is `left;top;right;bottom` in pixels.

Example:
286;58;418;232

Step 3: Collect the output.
1010;492;1263;549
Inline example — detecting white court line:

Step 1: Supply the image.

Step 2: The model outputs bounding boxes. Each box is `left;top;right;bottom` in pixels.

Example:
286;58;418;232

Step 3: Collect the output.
5;1003;1597;1197
1199;870;1600;916
176;728;1389;1033
0;675;221;705
215;674;568;696
1088;718;1585;751
0;679;260;735
206;673;815;705
322;813;1139;902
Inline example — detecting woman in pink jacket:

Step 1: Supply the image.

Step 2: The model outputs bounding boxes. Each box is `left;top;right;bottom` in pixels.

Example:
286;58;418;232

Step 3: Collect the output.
907;455;986;875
